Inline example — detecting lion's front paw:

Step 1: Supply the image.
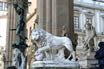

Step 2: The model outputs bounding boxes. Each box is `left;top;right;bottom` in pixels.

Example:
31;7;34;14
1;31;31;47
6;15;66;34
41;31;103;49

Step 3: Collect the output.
71;59;76;62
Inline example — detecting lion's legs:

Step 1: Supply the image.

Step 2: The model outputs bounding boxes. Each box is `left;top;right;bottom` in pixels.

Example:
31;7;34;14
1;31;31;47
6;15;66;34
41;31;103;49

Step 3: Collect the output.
65;44;76;61
57;48;65;60
35;46;50;56
67;50;76;61
70;51;76;61
40;46;50;52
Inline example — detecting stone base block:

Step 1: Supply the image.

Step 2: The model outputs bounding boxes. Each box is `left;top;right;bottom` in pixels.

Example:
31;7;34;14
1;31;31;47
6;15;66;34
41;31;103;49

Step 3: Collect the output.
79;59;98;68
31;61;80;69
31;67;79;69
79;52;98;68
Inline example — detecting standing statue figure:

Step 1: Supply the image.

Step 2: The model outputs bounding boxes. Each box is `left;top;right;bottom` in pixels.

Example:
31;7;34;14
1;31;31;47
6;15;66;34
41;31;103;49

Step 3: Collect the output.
82;23;96;52
12;2;28;69
13;3;25;35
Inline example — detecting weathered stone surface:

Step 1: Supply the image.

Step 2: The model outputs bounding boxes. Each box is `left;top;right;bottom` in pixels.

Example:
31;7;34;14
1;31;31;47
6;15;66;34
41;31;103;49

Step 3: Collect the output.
31;61;80;69
31;28;76;61
31;67;79;69
79;52;98;68
5;0;17;68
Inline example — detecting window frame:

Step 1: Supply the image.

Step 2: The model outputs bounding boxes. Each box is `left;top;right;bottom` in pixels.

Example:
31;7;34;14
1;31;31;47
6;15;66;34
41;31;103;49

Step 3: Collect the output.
0;2;3;11
86;15;93;24
74;15;80;29
4;2;7;11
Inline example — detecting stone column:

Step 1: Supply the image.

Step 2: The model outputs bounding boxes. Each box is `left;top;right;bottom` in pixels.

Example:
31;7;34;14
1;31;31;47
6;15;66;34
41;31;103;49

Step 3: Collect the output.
38;0;46;30
52;0;74;36
5;0;17;68
51;0;57;35
51;0;77;48
46;0;52;33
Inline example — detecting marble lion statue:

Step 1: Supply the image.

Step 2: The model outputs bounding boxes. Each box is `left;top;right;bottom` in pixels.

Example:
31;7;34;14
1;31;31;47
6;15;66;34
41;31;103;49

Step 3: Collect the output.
31;28;76;61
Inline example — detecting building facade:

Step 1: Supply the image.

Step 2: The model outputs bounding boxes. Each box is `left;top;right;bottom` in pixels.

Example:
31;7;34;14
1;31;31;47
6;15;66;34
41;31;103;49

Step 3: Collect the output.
74;0;104;51
0;0;7;46
26;0;104;65
4;0;104;68
26;0;75;69
0;0;7;69
26;0;104;51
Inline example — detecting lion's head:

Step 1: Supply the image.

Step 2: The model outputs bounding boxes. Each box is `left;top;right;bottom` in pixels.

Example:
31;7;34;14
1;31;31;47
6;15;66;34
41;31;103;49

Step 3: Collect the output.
31;29;40;41
31;28;45;40
31;28;52;48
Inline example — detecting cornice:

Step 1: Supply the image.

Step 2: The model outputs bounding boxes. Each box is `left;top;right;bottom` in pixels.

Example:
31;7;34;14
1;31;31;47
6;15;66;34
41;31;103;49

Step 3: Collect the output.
74;1;104;11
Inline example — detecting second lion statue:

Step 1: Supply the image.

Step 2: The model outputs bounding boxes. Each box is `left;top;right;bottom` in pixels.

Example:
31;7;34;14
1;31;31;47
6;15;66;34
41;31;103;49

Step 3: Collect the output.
31;28;76;61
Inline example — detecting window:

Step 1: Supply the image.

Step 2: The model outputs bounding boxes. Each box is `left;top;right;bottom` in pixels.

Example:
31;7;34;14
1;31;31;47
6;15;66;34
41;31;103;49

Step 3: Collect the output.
1;47;3;50
74;16;80;29
4;2;7;11
0;2;3;11
86;17;92;24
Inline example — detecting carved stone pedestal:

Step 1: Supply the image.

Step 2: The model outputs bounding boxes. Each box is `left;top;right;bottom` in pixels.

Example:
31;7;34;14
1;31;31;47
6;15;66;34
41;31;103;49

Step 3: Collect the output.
31;61;80;69
79;52;98;68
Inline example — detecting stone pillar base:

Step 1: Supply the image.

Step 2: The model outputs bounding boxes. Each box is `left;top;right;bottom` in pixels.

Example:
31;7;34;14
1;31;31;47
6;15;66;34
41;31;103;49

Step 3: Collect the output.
79;52;98;68
31;61;80;69
31;67;79;69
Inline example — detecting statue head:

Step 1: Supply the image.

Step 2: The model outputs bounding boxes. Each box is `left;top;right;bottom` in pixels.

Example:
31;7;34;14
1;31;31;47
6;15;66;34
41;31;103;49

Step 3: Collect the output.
31;29;41;41
85;23;92;30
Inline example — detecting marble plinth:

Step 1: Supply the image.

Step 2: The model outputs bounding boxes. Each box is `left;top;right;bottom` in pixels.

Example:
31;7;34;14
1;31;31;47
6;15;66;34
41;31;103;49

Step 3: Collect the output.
79;52;98;68
31;61;80;69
